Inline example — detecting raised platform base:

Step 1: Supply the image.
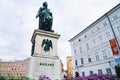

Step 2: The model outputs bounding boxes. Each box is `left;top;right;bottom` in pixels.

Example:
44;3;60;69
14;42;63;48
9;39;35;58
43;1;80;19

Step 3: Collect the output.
27;56;62;80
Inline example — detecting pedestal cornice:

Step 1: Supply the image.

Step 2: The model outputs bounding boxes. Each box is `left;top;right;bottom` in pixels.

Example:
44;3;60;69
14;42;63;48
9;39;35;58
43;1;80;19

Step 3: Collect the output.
31;29;60;43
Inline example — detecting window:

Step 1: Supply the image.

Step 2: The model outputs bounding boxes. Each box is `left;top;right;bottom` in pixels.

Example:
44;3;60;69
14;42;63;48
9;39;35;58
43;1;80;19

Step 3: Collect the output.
11;68;13;70
2;64;4;66
117;27;120;35
97;27;100;31
91;30;94;34
88;58;92;63
75;60;78;66
84;35;87;38
79;47;82;54
106;32;111;38
98;69;103;74
78;39;81;42
99;35;102;40
81;58;84;64
92;39;96;47
19;73;21;76
112;15;119;21
95;52;99;61
102;50;107;59
74;49;77;55
82;72;85;77
103;22;108;26
86;43;89;50
106;68;112;74
90;71;93;75
92;39;96;44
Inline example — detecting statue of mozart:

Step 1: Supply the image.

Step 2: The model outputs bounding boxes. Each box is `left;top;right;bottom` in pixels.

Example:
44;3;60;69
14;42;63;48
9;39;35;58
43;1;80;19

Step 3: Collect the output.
36;2;54;32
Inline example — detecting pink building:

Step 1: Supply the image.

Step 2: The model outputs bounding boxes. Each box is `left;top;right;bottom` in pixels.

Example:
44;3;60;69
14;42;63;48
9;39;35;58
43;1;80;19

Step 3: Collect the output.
0;58;30;78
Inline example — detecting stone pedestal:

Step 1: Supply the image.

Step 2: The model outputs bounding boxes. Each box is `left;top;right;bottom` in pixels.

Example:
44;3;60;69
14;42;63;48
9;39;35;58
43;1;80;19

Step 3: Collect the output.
27;30;62;80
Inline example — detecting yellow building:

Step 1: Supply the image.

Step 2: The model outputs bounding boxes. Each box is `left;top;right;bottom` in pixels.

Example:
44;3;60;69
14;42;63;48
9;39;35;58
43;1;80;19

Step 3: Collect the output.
66;56;72;77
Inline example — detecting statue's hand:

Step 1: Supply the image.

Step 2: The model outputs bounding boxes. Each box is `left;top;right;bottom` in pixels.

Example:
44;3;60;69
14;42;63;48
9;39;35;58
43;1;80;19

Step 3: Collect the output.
36;15;38;18
36;13;40;18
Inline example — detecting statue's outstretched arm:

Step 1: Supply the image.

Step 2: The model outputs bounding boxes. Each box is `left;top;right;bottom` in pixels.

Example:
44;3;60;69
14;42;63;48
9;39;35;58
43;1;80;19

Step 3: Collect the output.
36;8;42;18
36;11;39;18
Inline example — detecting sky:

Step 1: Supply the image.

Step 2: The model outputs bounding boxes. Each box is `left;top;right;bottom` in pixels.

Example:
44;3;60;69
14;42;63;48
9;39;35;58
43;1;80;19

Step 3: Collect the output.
0;0;120;69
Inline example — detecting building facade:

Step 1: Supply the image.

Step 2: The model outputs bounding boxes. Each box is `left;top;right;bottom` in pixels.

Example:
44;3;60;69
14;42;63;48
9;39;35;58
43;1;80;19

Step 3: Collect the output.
69;3;120;77
66;56;72;77
0;58;30;78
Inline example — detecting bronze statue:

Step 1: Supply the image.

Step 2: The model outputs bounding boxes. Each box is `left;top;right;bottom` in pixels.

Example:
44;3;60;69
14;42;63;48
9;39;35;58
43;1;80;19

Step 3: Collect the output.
41;39;53;52
31;41;35;56
36;2;54;32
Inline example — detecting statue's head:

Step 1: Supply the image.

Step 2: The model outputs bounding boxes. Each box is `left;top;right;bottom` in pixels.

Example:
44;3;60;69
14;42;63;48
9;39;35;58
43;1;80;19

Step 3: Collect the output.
43;2;47;8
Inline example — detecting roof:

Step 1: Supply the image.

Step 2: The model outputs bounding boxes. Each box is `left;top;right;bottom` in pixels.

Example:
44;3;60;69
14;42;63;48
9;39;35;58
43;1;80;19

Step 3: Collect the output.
69;3;120;42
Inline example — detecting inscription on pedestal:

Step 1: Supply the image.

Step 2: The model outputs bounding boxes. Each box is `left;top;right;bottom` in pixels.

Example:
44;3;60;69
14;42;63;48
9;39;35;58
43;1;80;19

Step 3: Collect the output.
40;63;54;66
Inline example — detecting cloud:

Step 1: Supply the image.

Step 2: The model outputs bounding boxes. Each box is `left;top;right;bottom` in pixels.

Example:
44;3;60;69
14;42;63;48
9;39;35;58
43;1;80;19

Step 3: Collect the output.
0;0;119;69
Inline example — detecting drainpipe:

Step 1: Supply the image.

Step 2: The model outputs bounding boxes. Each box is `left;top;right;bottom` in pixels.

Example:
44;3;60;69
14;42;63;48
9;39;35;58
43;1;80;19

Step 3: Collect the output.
105;13;120;56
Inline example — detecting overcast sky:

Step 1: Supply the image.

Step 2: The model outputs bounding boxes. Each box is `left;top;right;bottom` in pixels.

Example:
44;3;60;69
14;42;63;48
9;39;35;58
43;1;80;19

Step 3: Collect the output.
0;0;119;69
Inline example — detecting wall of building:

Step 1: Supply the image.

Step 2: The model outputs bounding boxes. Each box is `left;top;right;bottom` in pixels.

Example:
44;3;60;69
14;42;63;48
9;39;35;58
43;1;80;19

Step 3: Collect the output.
69;3;120;77
66;56;72;77
0;58;30;78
